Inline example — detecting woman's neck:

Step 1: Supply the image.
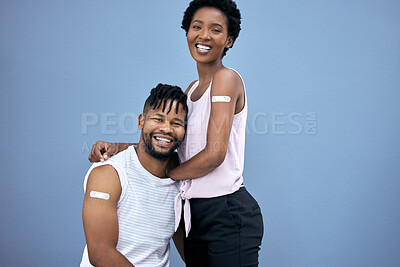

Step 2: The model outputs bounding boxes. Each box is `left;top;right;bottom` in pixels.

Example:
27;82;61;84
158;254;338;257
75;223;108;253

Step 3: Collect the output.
196;60;225;86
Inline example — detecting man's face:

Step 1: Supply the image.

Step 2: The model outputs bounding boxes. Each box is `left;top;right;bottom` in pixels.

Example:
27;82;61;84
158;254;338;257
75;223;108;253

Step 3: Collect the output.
139;100;186;161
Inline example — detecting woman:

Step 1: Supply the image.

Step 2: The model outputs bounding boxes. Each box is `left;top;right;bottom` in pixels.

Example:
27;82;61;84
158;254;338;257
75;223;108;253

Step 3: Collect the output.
89;1;263;266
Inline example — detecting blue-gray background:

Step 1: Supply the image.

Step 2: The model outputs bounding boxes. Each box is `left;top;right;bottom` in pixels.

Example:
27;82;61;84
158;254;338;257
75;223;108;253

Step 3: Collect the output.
1;0;399;266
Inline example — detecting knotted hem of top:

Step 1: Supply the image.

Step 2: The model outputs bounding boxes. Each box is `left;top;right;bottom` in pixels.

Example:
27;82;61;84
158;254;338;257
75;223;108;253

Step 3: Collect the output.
174;192;191;237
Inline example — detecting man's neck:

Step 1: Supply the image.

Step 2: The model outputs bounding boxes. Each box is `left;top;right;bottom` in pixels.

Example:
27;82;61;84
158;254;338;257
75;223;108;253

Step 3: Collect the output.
134;142;169;178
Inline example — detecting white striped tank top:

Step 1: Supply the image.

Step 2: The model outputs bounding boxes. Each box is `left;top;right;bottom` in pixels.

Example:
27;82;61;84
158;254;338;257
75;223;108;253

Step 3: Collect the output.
80;145;179;267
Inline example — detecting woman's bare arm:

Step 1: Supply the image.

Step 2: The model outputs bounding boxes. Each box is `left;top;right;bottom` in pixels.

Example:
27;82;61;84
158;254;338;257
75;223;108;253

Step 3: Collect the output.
88;141;135;162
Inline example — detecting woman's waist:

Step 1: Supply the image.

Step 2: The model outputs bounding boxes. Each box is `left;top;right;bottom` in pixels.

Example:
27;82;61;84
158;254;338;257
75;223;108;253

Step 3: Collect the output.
180;173;243;199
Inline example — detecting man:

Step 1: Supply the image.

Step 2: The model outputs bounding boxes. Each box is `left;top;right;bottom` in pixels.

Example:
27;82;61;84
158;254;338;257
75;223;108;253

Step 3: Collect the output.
80;84;187;266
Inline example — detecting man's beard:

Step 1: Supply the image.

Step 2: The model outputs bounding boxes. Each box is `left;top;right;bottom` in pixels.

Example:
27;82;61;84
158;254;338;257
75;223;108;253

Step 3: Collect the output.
142;132;181;161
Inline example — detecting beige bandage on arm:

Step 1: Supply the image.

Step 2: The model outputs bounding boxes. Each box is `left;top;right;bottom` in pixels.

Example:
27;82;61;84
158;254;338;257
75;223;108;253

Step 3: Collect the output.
90;191;110;200
212;96;231;103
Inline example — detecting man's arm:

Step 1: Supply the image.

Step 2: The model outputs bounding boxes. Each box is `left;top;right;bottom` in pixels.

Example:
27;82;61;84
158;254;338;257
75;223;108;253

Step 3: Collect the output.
82;165;134;267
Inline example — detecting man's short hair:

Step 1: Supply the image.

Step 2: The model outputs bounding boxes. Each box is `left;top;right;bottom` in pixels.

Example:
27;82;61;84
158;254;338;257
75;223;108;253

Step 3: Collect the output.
143;83;188;118
181;0;242;57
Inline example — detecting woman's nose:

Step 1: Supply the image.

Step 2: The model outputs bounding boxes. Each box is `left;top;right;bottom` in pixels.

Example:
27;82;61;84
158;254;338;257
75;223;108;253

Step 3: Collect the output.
199;29;210;40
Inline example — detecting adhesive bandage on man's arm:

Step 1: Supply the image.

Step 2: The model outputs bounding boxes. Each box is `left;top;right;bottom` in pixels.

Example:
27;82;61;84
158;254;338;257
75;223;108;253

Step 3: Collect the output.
212;96;231;103
90;191;110;200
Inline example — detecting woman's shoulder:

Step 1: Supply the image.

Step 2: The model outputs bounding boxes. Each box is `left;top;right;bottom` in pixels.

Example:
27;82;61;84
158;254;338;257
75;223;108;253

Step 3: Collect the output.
185;80;198;94
214;68;242;84
212;68;243;93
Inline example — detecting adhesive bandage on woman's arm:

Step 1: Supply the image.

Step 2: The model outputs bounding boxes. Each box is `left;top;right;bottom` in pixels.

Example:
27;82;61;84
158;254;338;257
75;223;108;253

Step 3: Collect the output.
212;96;231;103
90;191;110;200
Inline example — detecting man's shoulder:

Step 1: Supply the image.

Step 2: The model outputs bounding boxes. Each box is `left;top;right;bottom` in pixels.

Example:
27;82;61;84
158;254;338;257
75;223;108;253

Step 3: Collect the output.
90;164;117;175
84;149;133;192
110;145;135;162
101;145;137;172
86;165;122;196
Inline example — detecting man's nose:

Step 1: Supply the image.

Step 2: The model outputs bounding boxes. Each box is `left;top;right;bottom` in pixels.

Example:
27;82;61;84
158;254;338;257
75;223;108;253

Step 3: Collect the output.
159;122;172;133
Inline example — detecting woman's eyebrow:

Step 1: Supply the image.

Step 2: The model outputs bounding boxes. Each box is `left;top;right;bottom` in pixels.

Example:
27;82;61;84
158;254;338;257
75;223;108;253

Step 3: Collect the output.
212;23;224;29
192;20;224;29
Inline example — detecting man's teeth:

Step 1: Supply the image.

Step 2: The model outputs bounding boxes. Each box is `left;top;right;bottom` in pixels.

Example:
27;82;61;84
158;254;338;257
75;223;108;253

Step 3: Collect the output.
155;137;171;143
196;44;211;51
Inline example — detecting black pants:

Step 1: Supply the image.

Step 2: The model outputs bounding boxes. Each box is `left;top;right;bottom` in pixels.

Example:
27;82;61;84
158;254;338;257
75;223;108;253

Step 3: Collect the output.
183;187;264;267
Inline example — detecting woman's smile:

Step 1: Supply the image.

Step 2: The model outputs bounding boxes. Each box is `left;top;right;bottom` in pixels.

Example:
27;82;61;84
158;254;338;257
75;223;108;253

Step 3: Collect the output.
187;7;233;63
195;42;213;54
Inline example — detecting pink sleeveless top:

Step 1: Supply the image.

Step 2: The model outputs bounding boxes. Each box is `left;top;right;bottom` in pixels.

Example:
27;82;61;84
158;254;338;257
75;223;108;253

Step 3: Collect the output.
175;69;247;235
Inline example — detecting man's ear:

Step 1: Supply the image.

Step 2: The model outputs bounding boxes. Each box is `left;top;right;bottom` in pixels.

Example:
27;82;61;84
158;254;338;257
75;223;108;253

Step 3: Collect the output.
138;113;144;130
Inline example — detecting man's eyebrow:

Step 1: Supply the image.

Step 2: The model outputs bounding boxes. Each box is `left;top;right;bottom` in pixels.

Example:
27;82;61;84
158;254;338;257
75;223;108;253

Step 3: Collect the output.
152;113;184;124
173;118;185;125
152;113;165;118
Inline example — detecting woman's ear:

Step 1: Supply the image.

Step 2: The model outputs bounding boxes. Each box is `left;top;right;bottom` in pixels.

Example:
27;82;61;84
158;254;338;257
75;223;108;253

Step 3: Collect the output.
138;113;145;130
226;36;234;48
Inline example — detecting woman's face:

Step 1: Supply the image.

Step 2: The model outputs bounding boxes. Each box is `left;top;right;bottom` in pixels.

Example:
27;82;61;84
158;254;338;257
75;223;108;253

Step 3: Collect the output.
186;7;233;64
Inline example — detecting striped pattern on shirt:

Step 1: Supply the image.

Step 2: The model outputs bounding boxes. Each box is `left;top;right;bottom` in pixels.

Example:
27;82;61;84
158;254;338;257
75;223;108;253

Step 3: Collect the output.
80;146;179;267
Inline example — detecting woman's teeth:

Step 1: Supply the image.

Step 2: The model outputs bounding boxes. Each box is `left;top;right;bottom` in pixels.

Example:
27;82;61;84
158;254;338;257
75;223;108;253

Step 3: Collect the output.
196;44;211;52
